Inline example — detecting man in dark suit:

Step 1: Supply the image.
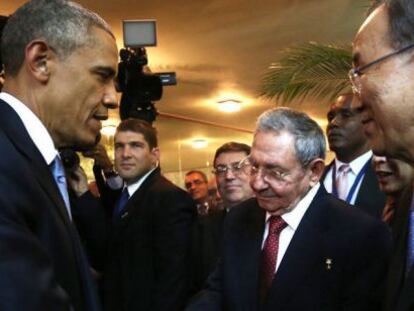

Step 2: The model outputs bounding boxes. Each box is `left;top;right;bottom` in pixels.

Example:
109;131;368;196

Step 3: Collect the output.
186;107;391;311
322;93;386;218
350;2;414;310
104;119;196;311
191;142;254;292
0;0;118;310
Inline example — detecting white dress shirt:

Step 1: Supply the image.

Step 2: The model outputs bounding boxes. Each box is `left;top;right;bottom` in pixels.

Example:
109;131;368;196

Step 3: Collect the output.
124;166;157;198
262;183;320;273
0;92;74;219
0;92;57;164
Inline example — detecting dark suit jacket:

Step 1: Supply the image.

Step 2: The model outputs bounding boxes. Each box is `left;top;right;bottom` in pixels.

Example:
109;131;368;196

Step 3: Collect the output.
382;186;414;311
190;209;226;294
322;159;386;219
186;186;392;311
0;100;100;310
103;168;196;311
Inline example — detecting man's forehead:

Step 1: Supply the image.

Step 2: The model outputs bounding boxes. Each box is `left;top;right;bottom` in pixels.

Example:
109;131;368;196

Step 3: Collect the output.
353;4;392;63
216;151;247;162
186;173;204;181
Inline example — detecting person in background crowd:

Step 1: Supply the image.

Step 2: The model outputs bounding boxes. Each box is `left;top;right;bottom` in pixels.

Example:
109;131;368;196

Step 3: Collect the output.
322;93;385;218
68;119;197;311
191;142;254;292
372;156;414;225
185;170;220;215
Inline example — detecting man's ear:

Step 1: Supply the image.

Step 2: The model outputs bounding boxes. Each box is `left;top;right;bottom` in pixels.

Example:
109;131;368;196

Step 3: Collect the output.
151;147;160;164
25;40;53;83
307;158;325;187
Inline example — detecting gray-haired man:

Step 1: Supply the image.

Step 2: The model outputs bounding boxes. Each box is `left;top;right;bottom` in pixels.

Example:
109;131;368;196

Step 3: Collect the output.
187;107;391;311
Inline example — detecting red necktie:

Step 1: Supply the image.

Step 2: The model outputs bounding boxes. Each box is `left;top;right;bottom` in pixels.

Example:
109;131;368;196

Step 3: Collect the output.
259;216;287;302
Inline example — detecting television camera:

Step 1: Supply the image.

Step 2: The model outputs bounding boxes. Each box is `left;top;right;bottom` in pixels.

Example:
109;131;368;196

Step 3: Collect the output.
117;20;176;124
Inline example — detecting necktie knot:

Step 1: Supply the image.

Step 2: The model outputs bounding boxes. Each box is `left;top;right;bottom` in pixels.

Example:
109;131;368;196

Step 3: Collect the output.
338;164;351;174
268;216;287;235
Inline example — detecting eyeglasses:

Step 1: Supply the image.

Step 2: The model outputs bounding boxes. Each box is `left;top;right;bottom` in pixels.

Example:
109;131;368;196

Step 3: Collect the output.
212;161;247;177
239;157;290;184
349;43;414;95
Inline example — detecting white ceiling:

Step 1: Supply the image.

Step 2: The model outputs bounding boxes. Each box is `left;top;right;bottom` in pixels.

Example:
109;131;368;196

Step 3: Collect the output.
1;0;367;174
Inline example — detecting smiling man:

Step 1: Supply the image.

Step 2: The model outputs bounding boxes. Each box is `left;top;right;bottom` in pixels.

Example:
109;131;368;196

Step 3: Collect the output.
0;1;118;310
351;1;414;165
322;93;385;218
186;107;391;311
351;2;414;310
105;118;195;311
191;142;253;292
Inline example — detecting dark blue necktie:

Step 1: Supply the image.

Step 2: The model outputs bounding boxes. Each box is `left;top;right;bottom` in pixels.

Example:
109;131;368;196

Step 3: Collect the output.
406;198;414;275
50;156;72;220
114;187;129;216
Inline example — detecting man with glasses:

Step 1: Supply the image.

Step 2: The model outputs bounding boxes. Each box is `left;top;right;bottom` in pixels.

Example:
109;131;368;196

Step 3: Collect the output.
191;142;253;292
213;142;254;211
351;2;414;311
186;107;391;311
322;93;386;218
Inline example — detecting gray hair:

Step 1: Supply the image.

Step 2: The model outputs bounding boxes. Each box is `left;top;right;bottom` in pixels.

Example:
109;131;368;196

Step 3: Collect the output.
384;0;414;49
1;0;114;76
255;107;326;167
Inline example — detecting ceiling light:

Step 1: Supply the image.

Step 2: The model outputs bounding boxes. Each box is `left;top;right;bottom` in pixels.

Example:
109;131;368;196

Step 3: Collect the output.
217;99;242;112
191;139;208;149
101;125;117;136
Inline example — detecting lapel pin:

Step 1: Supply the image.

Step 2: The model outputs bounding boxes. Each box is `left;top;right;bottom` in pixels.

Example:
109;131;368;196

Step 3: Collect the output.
325;258;332;270
121;211;129;219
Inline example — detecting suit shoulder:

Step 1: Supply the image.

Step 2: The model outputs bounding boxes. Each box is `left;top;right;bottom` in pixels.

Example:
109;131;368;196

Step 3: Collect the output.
319;193;390;238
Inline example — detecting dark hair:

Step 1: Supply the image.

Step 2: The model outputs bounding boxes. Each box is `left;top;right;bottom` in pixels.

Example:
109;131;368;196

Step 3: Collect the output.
213;142;251;167
1;0;114;77
385;0;414;49
185;170;208;183
256;107;326;167
116;118;158;149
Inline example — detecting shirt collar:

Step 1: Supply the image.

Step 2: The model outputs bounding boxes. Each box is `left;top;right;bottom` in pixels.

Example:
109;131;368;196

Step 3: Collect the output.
0;92;57;165
334;150;372;175
125;166;158;197
266;182;320;231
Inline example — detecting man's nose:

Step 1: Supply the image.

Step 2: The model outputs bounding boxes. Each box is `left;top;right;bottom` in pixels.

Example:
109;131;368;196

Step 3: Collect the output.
103;82;118;109
249;170;268;191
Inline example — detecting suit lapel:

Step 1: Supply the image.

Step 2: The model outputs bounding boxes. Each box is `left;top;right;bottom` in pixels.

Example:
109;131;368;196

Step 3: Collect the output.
233;201;265;309
321;160;333;182
112;168;159;231
265;187;328;308
0;101;72;227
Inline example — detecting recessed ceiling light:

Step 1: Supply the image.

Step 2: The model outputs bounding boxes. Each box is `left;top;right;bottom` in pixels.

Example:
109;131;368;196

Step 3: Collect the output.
217;99;242;112
191;139;208;149
101;125;117;136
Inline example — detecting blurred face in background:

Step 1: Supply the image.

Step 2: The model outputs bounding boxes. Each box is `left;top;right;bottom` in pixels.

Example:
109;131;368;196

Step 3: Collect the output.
185;172;209;202
372;155;414;195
